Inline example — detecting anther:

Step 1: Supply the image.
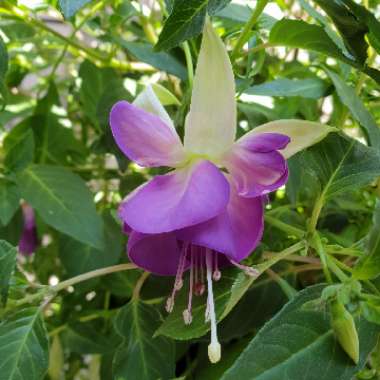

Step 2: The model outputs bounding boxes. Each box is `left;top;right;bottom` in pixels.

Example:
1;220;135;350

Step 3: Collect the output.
183;309;193;325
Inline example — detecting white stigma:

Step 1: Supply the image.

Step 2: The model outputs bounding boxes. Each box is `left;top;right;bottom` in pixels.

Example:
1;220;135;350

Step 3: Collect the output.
205;249;221;364
208;342;221;364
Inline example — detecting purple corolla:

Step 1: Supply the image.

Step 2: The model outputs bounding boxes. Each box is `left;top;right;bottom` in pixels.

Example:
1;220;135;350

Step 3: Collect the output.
110;20;334;362
19;202;38;256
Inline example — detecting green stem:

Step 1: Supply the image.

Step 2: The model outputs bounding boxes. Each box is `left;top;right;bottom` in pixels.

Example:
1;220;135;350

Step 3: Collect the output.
264;214;305;238
132;272;150;300
309;195;324;233
231;0;269;60
53;263;137;292
12;263;137;309
325;255;349;282
182;41;194;87
311;232;332;283
243;41;272;56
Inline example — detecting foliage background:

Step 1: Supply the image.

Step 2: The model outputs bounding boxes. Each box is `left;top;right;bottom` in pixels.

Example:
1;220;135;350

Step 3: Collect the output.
1;0;380;379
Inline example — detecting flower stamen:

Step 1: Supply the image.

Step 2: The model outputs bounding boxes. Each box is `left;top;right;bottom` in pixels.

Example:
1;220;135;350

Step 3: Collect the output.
183;247;194;325
213;253;221;281
166;243;188;313
194;250;205;296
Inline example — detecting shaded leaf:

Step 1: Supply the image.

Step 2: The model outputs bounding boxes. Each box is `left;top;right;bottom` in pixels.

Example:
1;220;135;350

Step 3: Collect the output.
4;128;34;172
16;165;104;249
298;0;349;57
313;0;368;64
0;240;17;306
116;39;187;79
0;180;20;226
113;300;175;380
62;321;118;354
353;201;380;280
0;36;8;79
343;0;380;55
221;285;380;380
0;308;49;380
59;212;122;277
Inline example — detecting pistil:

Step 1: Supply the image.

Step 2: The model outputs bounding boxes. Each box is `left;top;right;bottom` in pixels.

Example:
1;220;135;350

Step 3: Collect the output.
206;249;221;364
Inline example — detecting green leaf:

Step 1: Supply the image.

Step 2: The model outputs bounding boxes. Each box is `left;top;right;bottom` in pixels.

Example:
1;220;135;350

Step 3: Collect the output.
115;40;187;79
79;60;119;126
16;165;104;249
96;78;132;129
269;19;380;85
0;240;17;306
269;19;351;63
302;133;380;201
313;0;368;64
325;69;380;148
216;4;277;30
156;269;253;340
0;180;20;226
58;0;92;18
113;300;175;380
221;284;380;380
353;201;380;280
155;0;208;51
361;300;380;325
32;114;86;165
59;212;121;277
0;308;49;380
244;78;329;99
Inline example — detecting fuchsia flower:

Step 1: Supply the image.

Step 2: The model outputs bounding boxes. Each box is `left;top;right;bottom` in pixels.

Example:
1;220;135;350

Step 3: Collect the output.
19;203;38;256
110;20;334;362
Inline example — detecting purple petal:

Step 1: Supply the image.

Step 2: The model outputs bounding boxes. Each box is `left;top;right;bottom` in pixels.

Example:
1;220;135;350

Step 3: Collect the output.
19;204;38;256
240;132;290;152
110;100;185;167
177;181;264;262
224;133;289;197
128;231;184;275
119;160;230;234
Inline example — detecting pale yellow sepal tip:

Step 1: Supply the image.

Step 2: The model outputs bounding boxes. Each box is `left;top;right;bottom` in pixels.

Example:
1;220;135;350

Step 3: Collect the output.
208;342;221;363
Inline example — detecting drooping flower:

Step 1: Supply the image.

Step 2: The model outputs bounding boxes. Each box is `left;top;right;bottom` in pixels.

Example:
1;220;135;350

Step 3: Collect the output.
19;202;38;256
110;20;334;363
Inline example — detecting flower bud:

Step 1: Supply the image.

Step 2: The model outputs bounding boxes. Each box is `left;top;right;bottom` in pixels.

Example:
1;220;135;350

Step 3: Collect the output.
330;300;359;364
